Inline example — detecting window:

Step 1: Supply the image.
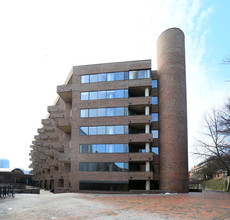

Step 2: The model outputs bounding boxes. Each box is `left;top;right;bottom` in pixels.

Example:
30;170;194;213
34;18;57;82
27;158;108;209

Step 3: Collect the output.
89;91;97;100
129;70;137;80
80;144;88;153
115;125;124;134
115;72;124;81
89;127;97;135
107;108;115;116
115;90;124;98
98;108;106;117
80;125;129;136
80;144;129;153
81;89;128;101
152;147;159;155
80;107;128;118
97;126;106;135
97;73;107;82
106;126;115;135
80;70;150;84
98;91;106;99
90;74;97;83
97;144;106;153
80;109;88;118
106;144;114;153
80;127;88;135
152;113;158;121
152;97;158;105
152;130;159;139
81;92;89;100
107;90;115;99
89;109;97;117
79;162;129;172
107;72;115;81
115;107;124;116
152;80;158;88
115;144;123;153
81;75;89;83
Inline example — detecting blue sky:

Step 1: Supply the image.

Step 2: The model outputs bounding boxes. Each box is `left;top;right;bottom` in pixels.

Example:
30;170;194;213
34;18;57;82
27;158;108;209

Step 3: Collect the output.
0;0;229;170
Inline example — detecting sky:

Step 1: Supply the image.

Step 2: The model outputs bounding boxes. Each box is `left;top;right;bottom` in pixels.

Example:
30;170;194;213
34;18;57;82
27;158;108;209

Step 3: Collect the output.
0;0;229;171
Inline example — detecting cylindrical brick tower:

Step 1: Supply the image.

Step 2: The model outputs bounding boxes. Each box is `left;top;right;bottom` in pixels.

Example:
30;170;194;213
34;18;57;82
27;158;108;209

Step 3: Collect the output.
156;28;189;193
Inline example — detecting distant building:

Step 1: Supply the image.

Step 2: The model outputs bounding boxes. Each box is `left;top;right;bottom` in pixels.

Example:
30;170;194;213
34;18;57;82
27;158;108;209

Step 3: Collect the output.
0;159;9;168
29;28;189;193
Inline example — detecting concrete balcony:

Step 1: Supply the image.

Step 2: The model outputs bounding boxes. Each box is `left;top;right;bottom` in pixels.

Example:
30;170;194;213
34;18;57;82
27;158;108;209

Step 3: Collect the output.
129;133;152;143
37;128;45;133
56;117;72;133
46;133;59;141
128;115;152;124
56;153;71;163
57;84;72;103
128;97;152;106
39;154;46;160
42;119;53;125
50;112;66;120
48;105;64;113
40;134;48;140
45;150;54;157
129;172;153;180
47;160;59;167
128;153;154;162
44;125;55;131
34;135;40;140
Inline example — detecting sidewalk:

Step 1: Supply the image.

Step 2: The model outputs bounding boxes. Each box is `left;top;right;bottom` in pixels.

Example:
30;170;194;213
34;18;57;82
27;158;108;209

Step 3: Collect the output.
0;190;230;219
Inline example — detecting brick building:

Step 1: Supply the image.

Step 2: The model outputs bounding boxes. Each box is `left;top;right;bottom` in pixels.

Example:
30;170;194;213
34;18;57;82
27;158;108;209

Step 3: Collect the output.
29;28;189;193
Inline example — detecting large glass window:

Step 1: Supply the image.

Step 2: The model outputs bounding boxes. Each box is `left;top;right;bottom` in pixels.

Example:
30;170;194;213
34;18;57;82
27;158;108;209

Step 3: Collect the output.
81;89;128;101
115;72;124;81
79;181;129;191
80;107;128;118
79;162;129;172
152;97;158;105
152;80;158;88
98;91;106;99
98;108;106;117
107;72;115;81
89;91;97;100
90;74;98;83
152;147;159;155
80;143;129;153
97;73;107;82
81;92;89;100
97;126;106;135
152;130;159;139
107;90;115;99
106;126;115;135
89;126;97;135
80;125;129;136
89;109;97;117
80;109;88;118
115;90;124;98
81;75;89;83
107;108;115;116
80;127;89;135
80;69;150;84
152;113;158;121
115;107;124;116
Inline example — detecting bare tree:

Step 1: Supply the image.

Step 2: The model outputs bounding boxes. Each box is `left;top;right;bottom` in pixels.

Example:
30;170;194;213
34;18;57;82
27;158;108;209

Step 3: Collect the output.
195;106;230;176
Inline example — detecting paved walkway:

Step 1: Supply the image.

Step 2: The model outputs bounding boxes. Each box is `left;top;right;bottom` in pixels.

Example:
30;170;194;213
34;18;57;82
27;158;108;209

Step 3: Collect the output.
0;191;230;219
